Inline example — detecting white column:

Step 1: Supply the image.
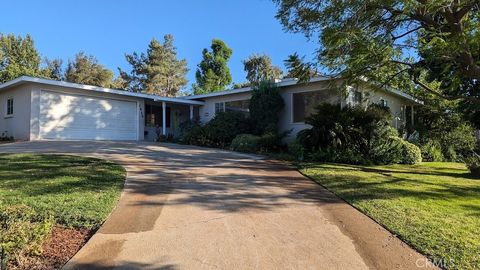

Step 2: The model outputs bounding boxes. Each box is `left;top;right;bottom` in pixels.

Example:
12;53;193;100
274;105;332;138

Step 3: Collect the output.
189;105;194;120
411;105;414;126
162;102;166;135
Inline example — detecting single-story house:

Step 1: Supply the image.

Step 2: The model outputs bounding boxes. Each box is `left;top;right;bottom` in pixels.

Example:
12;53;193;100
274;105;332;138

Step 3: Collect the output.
0;76;421;142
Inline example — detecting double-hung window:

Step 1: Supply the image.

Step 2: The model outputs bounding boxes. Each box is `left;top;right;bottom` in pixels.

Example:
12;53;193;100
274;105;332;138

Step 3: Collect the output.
6;98;13;116
215;102;225;114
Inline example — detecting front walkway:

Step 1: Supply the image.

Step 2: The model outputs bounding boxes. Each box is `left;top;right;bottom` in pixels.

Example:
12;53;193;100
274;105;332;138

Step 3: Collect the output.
0;141;433;269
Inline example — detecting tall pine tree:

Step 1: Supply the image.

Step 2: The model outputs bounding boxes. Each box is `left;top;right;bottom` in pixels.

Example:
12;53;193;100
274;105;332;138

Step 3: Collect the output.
65;52;114;87
193;39;232;94
120;34;188;96
0;34;42;83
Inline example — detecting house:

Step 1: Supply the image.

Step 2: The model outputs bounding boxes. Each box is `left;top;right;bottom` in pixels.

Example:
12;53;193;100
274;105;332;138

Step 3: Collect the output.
0;76;421;142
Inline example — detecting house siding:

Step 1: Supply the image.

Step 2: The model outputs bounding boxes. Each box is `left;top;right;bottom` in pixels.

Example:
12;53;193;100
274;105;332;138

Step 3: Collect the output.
0;85;32;140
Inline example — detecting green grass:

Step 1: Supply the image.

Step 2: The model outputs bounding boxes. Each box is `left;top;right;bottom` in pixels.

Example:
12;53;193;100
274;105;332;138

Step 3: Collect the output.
300;162;480;270
0;153;126;229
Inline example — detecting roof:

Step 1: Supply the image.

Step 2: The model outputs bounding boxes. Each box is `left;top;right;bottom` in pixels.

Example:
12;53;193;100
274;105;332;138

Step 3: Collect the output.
0;76;205;106
183;76;423;105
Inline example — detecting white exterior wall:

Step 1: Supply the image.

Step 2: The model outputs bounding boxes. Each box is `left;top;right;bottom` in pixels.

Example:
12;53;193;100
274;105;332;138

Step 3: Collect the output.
28;83;145;141
198;92;252;123
0;85;32;140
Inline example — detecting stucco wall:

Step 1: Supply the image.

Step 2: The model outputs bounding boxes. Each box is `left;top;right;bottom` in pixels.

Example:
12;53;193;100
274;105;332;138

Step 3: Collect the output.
0;85;32;140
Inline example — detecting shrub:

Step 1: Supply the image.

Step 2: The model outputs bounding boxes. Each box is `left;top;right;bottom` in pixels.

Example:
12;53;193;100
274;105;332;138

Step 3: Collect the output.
0;205;54;269
367;126;403;165
465;155;480;178
421;140;444;162
287;140;304;161
179;119;209;146
204;112;251;147
231;134;260;153
400;140;422;164
249;81;284;135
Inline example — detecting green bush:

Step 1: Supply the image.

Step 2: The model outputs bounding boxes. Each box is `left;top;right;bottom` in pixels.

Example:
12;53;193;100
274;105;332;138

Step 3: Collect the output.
367;126;403;165
400;140;422;164
288;140;305;161
421;140;444;162
249;81;284;135
465;155;480;178
231;134;260;153
204;112;251;147
0;205;54;269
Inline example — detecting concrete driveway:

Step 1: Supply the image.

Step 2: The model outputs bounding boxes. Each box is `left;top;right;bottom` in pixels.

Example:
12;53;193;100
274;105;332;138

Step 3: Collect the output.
0;141;432;270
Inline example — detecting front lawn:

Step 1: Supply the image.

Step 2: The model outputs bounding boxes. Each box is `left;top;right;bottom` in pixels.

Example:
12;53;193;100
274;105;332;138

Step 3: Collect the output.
0;153;125;269
300;162;480;270
0;153;125;229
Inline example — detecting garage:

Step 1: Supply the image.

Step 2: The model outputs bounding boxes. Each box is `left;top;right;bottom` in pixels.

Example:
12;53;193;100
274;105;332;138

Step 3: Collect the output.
39;91;138;140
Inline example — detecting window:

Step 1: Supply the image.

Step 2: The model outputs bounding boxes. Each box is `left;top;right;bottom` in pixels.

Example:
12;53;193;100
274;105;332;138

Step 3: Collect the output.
379;98;388;107
215;102;225;113
353;91;363;105
225;100;250;114
292;90;337;123
144;104;170;127
6;98;13;116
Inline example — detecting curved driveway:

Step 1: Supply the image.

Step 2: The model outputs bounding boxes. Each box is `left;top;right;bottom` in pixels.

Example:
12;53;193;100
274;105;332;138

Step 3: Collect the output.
0;141;432;270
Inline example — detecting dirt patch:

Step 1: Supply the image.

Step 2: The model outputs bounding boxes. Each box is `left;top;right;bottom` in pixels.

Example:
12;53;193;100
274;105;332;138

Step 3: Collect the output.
9;226;92;270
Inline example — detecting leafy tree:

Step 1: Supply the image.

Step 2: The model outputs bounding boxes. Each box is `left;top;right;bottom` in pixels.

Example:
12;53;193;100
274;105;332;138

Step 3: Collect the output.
273;0;480;107
249;81;285;134
284;53;318;81
42;58;64;81
65;52;114;87
242;54;283;84
0;34;42;83
194;39;232;94
120;35;188;96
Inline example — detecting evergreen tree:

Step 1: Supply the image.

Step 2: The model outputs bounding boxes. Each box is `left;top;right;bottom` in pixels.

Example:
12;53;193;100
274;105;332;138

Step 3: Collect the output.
42;58;64;81
0;34;42;83
243;54;283;84
65;52;114;87
194;39;232;94
120;35;188;96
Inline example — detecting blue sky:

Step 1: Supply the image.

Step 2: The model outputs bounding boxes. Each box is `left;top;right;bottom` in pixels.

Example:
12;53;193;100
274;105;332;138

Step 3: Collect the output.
0;0;317;90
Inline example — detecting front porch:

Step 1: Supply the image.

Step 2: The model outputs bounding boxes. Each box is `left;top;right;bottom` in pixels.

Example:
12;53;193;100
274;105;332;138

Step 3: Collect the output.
143;98;202;141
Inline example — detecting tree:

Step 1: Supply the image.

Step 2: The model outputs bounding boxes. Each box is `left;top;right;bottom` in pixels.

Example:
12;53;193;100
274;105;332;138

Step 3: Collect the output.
273;1;480;106
65;52;114;87
242;54;283;84
120;35;188;96
194;39;232;94
284;53;318;81
42;58;64;81
248;81;285;134
0;34;42;83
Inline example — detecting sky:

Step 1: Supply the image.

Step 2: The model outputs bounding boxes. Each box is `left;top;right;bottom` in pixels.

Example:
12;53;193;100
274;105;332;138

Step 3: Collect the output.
0;0;318;91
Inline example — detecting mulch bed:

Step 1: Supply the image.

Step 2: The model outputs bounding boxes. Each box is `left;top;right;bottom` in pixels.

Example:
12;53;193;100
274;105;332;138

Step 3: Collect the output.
9;226;92;270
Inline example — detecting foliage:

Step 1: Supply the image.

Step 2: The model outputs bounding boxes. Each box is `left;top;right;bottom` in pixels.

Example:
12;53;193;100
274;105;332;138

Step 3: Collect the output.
120;35;188;96
0;205;53;269
249;81;285;134
0;154;125;229
65;52;114;88
420;140;445;162
301;162;480;270
287;140;304;161
465;155;480;178
0;34;42;83
297;103;413;165
242;54;283;84
194;39;233;94
231;134;260;153
178;119;209;146
273;0;480;124
42;58;64;81
400;140;422;165
0;131;13;142
284;53;318;81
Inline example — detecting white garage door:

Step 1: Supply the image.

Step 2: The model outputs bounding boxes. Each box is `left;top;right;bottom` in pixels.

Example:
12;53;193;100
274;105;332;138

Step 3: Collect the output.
39;91;138;140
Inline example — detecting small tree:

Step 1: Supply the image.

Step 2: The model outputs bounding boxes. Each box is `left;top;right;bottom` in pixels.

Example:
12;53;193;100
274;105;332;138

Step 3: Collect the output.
243;54;283;84
0;34;42;83
249;81;284;135
65;52;114;87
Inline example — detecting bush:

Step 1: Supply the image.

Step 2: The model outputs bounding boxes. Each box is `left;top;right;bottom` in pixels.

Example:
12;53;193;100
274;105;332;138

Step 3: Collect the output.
204;112;251;147
0;205;54;269
179;119;209;146
288;140;305;161
231;134;260;153
249;81;284;135
465;155;480;178
400;140;422;164
421;140;444;162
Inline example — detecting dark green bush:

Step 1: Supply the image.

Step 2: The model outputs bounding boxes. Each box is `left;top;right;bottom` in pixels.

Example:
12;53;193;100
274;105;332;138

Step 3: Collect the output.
400;140;422;164
465;155;480;178
231;134;260;153
249;81;284;135
287;140;305;161
204;112;251;147
0;205;54;269
179;119;209;146
420;140;444;162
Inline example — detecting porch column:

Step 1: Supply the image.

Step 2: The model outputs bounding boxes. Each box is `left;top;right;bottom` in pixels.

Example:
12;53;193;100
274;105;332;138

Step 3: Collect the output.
411;105;415;126
162;102;166;135
189;105;194;120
